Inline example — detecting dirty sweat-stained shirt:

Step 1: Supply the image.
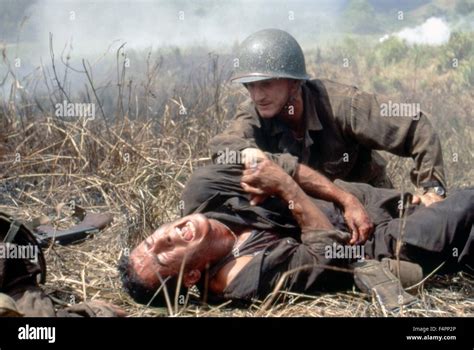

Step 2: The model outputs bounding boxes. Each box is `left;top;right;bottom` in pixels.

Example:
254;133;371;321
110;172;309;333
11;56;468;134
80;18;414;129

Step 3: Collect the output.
210;79;446;189
205;229;352;304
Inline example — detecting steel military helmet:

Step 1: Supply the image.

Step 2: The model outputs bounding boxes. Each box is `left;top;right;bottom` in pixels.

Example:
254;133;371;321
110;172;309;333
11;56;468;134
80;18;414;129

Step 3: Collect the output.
232;28;310;83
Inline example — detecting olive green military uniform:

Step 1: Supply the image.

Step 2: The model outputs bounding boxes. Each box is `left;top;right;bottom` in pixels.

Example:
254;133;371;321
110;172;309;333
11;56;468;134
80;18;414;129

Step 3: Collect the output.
210;78;446;188
213;28;446;189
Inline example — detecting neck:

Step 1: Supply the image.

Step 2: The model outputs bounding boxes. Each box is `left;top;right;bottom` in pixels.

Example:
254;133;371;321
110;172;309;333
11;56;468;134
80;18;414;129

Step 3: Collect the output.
279;88;304;133
206;222;253;294
205;219;237;264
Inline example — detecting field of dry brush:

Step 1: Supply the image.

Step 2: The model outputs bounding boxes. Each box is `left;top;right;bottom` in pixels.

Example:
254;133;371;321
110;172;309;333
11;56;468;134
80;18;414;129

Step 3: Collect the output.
1;35;472;316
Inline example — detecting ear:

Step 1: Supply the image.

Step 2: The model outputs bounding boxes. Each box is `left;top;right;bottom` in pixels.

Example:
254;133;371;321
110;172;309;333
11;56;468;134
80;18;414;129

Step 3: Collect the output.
183;269;201;287
287;80;299;95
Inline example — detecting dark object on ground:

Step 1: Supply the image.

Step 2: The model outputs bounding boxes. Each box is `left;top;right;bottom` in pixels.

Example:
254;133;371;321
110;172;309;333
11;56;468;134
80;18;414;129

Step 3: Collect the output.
33;212;113;247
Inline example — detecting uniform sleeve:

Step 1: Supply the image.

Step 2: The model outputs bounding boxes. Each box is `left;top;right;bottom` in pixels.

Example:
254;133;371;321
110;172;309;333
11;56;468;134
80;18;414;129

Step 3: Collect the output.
343;90;446;188
209;102;300;177
209;106;259;156
264;152;299;177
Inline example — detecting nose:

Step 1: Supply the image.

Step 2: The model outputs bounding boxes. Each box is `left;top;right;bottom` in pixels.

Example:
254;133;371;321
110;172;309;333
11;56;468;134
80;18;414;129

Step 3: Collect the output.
144;231;168;253
144;235;159;253
248;85;265;103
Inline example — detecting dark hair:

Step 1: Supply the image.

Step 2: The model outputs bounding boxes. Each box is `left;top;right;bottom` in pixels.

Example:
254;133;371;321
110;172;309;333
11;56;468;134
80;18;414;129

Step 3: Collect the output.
117;255;187;307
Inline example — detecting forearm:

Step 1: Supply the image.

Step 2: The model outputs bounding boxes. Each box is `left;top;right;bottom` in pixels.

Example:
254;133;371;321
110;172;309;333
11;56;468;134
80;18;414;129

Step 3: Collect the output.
293;163;356;207
209;107;262;161
277;176;334;232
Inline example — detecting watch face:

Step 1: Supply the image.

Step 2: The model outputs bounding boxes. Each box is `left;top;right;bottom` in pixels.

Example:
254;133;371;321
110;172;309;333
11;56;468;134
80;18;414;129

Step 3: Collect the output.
434;187;445;196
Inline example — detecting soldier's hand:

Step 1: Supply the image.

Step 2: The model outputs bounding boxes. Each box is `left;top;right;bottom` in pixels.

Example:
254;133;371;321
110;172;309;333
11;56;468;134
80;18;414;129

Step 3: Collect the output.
241;158;290;198
249;194;267;206
241;148;268;169
411;193;444;207
342;197;374;245
241;149;270;205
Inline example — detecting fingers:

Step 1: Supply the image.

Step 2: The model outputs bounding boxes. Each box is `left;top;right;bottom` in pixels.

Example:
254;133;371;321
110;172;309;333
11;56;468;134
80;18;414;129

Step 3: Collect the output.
241;173;258;184
350;232;359;245
428;193;444;203
244;157;266;170
250;194;267;206
241;160;267;182
347;217;373;245
242;169;259;177
411;195;421;205
242;158;267;174
420;193;444;207
240;182;264;195
348;221;359;245
357;222;374;244
412;194;444;207
242;148;267;169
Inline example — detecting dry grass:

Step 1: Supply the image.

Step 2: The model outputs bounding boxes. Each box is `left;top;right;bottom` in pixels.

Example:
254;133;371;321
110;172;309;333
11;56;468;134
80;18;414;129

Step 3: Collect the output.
0;40;472;317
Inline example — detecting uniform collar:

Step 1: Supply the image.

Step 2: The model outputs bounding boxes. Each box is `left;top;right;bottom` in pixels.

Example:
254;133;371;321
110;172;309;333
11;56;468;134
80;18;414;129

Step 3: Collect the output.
302;81;323;132
263;81;323;137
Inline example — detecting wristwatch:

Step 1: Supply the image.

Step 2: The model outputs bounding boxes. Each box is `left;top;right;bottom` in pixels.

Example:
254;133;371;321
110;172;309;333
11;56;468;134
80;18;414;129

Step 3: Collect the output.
428;186;446;197
421;181;446;197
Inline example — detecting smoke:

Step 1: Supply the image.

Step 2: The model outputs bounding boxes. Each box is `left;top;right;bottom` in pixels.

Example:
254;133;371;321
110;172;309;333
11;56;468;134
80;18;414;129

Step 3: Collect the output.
380;17;451;46
1;1;468;99
17;0;344;56
0;0;345;99
0;0;351;104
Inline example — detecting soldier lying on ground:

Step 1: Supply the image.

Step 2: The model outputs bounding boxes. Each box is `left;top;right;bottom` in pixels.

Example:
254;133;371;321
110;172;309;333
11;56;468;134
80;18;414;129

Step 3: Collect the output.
119;161;473;310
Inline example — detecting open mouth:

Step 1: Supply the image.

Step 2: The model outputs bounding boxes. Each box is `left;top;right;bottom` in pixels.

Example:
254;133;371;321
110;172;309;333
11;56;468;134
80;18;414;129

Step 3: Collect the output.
175;221;196;241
